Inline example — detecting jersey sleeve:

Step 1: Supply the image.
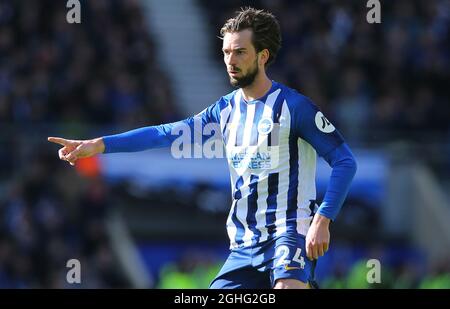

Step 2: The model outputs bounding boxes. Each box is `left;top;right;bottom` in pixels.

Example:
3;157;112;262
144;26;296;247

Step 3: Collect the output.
291;95;344;157
103;99;222;153
319;143;357;221
290;94;357;221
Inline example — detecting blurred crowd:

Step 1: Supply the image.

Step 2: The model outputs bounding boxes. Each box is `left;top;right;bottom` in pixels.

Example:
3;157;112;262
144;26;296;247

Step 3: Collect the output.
200;0;450;145
0;152;127;287
0;0;449;288
0;0;176;288
0;0;178;127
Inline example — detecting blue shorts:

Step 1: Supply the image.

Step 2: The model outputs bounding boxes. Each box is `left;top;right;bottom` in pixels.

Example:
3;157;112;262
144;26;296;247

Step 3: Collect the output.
210;233;317;289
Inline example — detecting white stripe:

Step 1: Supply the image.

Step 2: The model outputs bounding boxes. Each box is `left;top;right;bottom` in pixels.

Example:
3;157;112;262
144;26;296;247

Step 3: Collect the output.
238;177;255;245
254;175;270;242
266;88;281;106
226;90;242;148
226;201;238;248
274;175;288;237
241;103;256;146
261;89;280;119
296;138;317;236
257;89;280;149
220;102;232;135
274;101;291;237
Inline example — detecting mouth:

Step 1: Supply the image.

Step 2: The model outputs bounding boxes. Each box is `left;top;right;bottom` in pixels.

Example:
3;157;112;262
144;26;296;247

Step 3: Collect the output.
228;71;240;76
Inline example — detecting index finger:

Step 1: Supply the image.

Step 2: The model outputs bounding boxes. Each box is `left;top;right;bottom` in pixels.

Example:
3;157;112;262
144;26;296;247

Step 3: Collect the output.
48;137;71;146
306;243;313;261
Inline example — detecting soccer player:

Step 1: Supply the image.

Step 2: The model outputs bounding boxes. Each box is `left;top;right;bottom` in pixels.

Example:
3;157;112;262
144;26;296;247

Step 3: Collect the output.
48;7;357;289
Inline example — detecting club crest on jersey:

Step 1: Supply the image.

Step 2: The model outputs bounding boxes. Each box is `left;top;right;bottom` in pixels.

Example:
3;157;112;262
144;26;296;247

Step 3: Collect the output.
258;118;274;135
315;112;335;133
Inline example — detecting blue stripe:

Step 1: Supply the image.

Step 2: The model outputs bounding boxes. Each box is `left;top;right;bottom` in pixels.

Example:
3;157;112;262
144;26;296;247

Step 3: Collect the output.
267;93;284;146
232;176;246;245
246;174;260;244
286;132;299;233
265;173;279;237
235;100;247;146
222;99;236;144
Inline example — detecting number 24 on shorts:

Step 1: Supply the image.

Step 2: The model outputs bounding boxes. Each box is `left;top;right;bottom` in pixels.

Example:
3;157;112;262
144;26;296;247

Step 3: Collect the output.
275;245;306;270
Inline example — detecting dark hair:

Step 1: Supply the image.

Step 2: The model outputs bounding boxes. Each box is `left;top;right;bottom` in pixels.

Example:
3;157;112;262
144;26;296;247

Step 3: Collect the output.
220;7;282;66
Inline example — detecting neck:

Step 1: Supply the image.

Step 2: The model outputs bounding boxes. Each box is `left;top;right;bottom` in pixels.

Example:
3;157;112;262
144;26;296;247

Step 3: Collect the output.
241;72;272;101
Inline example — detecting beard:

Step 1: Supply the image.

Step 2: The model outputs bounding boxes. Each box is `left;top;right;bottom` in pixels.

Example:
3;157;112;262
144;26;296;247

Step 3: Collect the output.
229;59;259;88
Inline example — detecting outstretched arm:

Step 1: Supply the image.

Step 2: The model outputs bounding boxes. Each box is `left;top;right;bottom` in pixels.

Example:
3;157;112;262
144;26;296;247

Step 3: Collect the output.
101;121;191;153
48;99;223;165
48;119;195;165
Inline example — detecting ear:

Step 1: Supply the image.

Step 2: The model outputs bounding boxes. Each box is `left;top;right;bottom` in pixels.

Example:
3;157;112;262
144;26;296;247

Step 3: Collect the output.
258;49;270;66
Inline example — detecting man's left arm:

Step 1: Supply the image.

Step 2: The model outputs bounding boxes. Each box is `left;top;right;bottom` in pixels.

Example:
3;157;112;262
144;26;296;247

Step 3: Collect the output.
292;96;357;260
306;143;357;260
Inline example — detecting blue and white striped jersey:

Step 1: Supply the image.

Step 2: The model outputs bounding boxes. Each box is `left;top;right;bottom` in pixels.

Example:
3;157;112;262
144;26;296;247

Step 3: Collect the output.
103;81;349;250
194;81;344;249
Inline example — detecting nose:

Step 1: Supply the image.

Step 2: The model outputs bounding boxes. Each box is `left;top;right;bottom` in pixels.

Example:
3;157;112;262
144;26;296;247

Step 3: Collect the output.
225;52;237;67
